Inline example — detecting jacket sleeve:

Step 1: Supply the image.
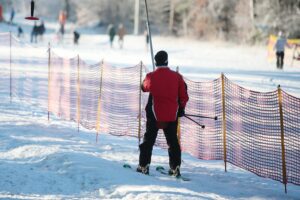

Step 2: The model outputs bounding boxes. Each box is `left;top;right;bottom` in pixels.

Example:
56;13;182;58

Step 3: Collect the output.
142;73;151;92
178;74;189;108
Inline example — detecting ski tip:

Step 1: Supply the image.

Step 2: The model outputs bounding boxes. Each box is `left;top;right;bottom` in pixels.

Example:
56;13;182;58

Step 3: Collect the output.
123;164;132;169
156;166;165;171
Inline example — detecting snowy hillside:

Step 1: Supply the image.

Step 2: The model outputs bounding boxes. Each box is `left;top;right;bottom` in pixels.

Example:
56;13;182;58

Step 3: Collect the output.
0;15;300;199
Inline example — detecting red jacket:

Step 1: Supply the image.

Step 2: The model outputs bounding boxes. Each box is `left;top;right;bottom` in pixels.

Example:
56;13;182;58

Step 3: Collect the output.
142;67;189;122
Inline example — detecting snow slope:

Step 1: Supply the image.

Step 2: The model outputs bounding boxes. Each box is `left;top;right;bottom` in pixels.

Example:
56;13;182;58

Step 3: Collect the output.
0;16;300;199
1;96;300;200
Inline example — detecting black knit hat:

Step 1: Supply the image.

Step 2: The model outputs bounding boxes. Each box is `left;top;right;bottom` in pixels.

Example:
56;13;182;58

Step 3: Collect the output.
154;50;168;66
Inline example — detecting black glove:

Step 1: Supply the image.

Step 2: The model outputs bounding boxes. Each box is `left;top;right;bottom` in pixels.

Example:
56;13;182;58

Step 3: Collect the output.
178;107;185;117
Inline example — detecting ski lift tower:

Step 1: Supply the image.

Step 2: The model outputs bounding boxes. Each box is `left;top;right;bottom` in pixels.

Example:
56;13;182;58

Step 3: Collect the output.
25;0;39;20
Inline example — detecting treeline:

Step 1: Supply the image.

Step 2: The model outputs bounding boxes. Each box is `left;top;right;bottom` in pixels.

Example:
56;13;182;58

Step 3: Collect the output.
1;0;300;42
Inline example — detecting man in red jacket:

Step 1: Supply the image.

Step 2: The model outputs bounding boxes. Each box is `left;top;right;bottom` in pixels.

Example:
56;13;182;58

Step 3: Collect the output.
137;50;189;177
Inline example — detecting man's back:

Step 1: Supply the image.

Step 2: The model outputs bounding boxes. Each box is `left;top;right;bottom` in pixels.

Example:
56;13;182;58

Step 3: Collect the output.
143;67;188;122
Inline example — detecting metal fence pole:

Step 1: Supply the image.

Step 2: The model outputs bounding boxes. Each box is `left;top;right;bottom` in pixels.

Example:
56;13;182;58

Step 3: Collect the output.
144;0;155;71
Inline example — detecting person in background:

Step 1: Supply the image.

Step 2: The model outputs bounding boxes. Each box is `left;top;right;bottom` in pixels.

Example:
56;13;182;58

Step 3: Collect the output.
137;50;189;177
117;23;126;49
0;4;3;22
31;22;38;43
144;28;149;52
58;10;67;38
74;30;80;45
107;24;116;48
10;7;15;24
39;21;46;41
17;26;23;38
274;31;292;69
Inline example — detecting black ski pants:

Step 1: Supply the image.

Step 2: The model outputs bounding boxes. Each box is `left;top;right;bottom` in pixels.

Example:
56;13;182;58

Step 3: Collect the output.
139;111;181;170
276;51;284;69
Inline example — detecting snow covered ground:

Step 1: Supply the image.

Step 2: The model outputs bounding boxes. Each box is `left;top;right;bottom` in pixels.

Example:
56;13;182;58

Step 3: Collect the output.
0;15;300;199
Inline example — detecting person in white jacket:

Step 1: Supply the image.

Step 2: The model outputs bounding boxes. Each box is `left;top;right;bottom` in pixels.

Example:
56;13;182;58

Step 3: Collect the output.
274;31;291;69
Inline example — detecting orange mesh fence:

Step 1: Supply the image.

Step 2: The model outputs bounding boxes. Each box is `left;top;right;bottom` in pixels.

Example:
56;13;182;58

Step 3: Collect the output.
224;76;283;182
0;33;10;95
10;35;48;108
0;33;300;189
97;63;146;137
78;60;101;130
48;52;78;121
180;78;223;160
282;91;300;185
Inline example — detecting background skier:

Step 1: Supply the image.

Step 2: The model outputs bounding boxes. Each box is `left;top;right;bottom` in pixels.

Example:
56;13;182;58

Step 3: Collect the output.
274;31;292;69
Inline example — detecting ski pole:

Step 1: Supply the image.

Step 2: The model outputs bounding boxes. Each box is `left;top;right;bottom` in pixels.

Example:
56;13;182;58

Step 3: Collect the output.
144;0;155;71
185;114;218;120
184;115;205;129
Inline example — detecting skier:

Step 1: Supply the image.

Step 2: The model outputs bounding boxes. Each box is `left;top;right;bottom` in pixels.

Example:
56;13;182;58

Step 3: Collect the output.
274;31;291;69
30;22;38;43
17;26;23;38
58;10;67;37
117;23;126;49
144;28;149;51
107;24;116;48
137;50;189;176
73;30;80;45
0;4;3;22
10;7;15;24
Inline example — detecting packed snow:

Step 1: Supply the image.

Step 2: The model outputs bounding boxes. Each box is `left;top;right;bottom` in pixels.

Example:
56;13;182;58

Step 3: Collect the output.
0;14;300;200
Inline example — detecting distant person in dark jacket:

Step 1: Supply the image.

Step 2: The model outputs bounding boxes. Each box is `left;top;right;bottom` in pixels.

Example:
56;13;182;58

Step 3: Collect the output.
107;24;116;48
17;26;23;38
31;22;38;43
144;28;149;52
137;50;189;177
10;7;15;24
73;31;80;45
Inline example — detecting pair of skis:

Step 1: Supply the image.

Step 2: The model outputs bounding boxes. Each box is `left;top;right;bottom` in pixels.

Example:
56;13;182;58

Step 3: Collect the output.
123;164;190;181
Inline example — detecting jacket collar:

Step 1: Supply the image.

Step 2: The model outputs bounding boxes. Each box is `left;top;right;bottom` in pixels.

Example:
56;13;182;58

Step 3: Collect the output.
156;66;169;70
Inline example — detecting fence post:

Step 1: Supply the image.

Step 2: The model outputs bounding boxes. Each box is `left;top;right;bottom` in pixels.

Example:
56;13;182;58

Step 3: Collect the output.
138;61;143;145
9;31;12;102
76;55;80;132
278;85;287;193
47;42;51;121
176;66;181;148
221;73;227;172
96;60;104;143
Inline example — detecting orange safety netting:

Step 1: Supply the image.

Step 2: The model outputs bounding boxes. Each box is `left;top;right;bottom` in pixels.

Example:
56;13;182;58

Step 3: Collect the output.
10;35;48;108
0;33;300;188
179;78;223;160
97;63;146;137
0;33;10;95
224;76;283;182
282;91;300;185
